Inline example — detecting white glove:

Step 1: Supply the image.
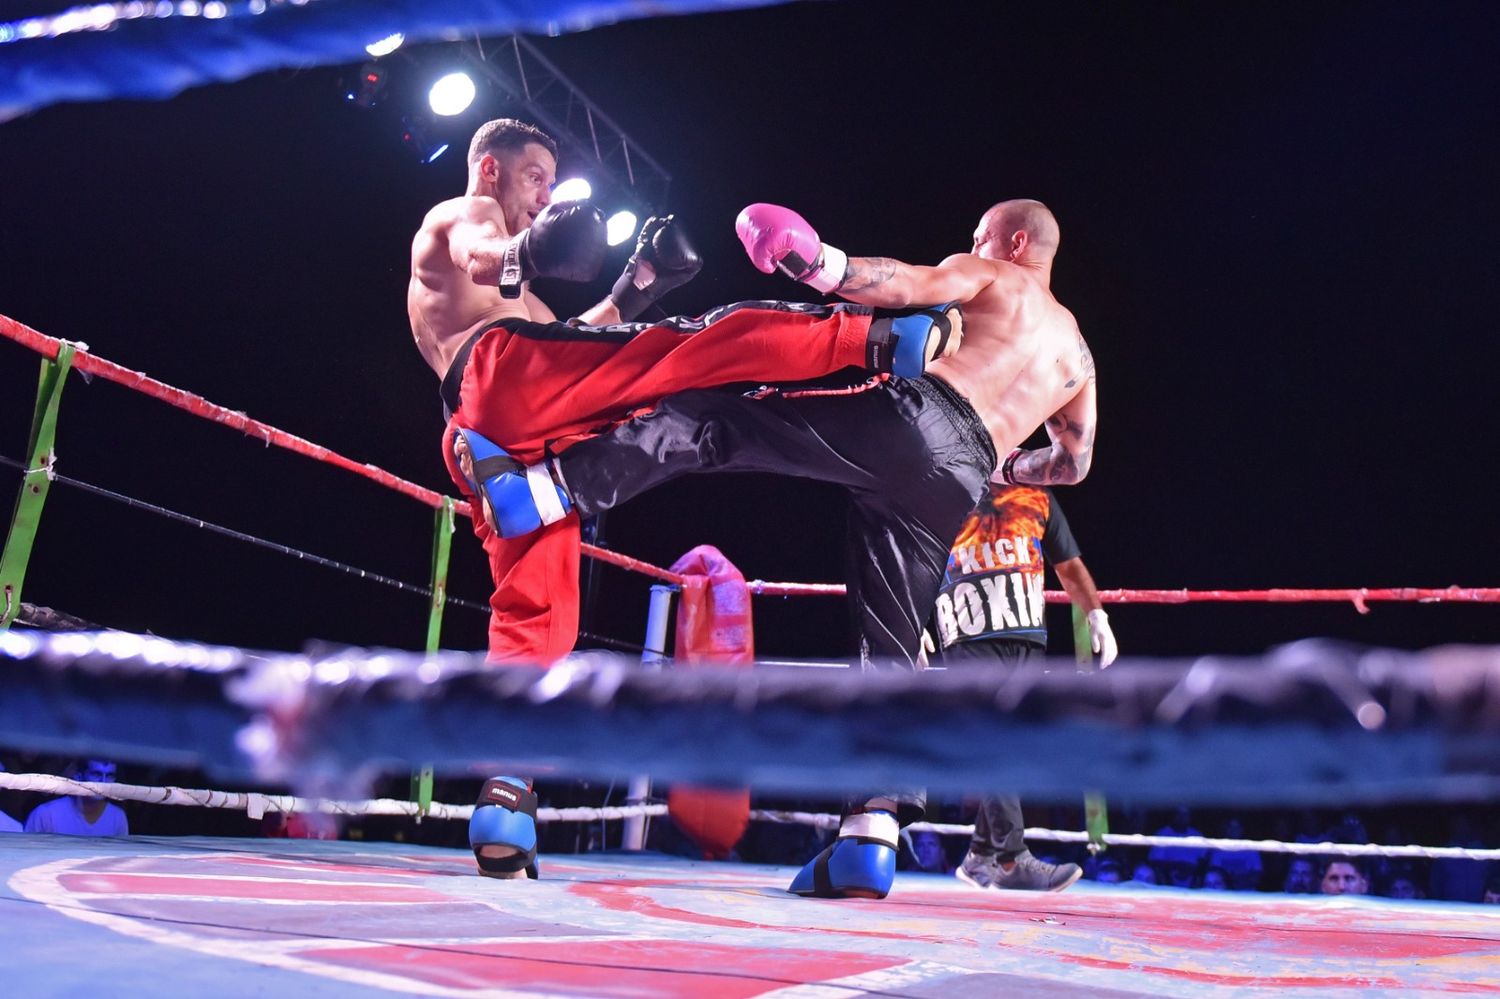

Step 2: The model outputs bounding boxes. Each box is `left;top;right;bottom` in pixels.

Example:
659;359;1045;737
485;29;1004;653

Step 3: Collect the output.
1086;608;1117;667
917;629;936;669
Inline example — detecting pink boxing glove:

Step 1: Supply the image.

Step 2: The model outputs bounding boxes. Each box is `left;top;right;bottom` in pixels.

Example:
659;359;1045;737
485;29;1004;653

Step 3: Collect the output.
735;203;849;294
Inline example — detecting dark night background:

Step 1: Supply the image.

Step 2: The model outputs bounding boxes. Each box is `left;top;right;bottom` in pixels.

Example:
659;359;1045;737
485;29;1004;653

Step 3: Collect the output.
3;0;1498;664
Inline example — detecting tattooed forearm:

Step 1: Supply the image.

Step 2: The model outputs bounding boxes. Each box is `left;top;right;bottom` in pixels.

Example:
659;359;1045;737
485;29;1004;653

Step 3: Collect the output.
838;256;899;293
1015;449;1082;485
1009;448;1082;485
1007;425;1095;486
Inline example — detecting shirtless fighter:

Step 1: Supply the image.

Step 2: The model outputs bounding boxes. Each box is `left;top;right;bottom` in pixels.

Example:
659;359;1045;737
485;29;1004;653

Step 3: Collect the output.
408;120;963;878
479;199;1098;897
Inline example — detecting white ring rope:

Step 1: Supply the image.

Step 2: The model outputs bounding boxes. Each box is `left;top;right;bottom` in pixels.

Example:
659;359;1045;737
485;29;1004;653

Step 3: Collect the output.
0;774;665;824
5;774;1497;862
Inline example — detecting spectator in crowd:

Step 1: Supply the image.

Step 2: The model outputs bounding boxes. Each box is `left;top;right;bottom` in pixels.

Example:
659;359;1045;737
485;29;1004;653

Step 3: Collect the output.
1323;812;1369;845
1320;859;1368;896
24;759;128;837
1130;863;1159;885
1205;816;1262;891
1429;814;1488;903
1369;821;1415;892
1199;866;1229;890
1094;859;1123;883
1482;875;1500;904
1283;857;1317;893
1385;875;1423;900
1163;861;1197;889
1279;809;1326;845
905;829;954;874
1147;807;1208;873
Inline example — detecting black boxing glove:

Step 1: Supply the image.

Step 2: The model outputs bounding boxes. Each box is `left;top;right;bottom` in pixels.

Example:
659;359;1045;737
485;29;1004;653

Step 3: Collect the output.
498;201;607;299
608;215;703;320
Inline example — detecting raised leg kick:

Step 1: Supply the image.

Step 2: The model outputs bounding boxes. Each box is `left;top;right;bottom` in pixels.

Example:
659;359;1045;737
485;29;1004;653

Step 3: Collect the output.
451;300;964;541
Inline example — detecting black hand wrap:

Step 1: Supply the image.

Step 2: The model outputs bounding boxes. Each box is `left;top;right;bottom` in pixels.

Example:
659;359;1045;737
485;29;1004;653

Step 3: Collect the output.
609;214;703;320
498;200;608;299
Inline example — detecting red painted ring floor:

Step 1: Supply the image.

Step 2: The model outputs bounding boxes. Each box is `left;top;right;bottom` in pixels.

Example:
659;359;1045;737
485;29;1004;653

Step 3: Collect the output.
3;835;1496;997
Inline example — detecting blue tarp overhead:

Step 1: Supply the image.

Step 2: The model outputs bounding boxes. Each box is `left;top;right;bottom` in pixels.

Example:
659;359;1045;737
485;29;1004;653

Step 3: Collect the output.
0;0;789;122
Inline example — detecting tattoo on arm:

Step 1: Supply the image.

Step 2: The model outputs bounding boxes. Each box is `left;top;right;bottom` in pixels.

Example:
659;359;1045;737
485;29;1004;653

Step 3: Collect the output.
1009;414;1095;485
1064;336;1097;389
838;257;898;293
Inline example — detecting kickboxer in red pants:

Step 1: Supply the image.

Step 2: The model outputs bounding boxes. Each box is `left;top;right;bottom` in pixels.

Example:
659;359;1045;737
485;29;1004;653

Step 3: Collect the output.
410;119;959;881
411;119;961;666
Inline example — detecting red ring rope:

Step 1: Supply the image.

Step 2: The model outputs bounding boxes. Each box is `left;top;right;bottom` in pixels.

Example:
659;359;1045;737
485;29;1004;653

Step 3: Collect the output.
5;314;1496;606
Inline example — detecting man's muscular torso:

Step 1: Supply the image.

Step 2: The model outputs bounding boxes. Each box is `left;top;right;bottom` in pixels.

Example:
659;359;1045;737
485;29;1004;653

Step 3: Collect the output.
407;195;553;378
926;258;1095;457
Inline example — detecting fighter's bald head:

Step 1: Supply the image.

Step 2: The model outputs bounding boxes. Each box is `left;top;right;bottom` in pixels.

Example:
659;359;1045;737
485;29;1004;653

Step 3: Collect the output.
976;200;1059;263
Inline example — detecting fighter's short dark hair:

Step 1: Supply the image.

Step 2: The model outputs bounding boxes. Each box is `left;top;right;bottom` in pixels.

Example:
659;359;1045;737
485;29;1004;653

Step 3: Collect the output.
468;119;558;167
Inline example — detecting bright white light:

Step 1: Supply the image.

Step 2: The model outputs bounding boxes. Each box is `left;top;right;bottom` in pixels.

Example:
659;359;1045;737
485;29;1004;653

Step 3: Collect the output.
606;210;639;246
424;143;450;164
204;1;228;18
365;32;404;58
428;72;476;117
550;177;592;203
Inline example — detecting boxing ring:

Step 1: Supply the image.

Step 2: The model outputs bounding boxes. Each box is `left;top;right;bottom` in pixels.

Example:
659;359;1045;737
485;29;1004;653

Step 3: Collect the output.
4;311;1500;996
5;834;1497;998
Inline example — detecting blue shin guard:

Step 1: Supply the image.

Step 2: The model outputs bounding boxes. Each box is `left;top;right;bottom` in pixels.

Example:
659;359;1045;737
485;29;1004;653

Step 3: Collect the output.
469;777;539;879
453;427;572;538
887;301;963;378
788;809;898;899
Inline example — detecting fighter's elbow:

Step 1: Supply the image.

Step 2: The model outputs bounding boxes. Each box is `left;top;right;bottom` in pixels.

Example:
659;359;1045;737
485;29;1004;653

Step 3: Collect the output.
1070;452;1093;484
1054;449;1091;485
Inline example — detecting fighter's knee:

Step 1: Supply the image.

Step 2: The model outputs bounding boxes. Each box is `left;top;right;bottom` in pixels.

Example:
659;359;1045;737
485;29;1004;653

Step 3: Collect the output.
691;416;732;466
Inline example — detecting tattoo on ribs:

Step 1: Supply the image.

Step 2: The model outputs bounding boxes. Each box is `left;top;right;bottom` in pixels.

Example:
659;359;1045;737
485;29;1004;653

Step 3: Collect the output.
839;257;898;292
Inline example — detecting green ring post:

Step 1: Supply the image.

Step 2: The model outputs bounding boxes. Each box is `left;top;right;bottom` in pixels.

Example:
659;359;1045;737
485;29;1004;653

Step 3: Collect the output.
1071;601;1110;853
412;496;456;818
1;344;76;630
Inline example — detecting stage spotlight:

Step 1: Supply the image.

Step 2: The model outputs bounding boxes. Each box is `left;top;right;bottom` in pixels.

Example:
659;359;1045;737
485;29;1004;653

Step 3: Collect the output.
344;62;387;109
551;178;592;202
364;32;403;58
606;210;639;247
401;117;449;164
428;72;476;117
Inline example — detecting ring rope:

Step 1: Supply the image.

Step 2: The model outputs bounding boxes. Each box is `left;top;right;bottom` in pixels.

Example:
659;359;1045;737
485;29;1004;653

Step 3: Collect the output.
748;579;1500;607
0;773;665;825
5;774;1495;862
7;315;1497;605
0;315;466;515
0;312;667;586
0;454;490;615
